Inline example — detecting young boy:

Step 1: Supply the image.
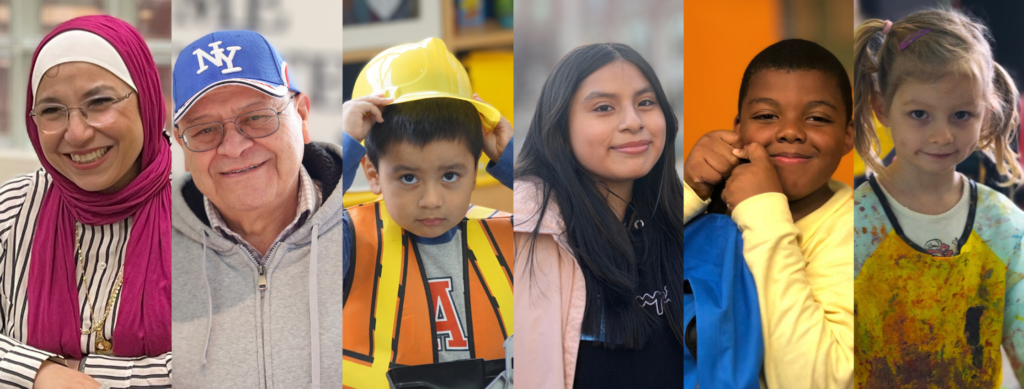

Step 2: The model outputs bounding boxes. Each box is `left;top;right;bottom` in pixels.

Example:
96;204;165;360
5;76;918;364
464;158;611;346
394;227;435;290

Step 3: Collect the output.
684;39;855;388
340;38;514;388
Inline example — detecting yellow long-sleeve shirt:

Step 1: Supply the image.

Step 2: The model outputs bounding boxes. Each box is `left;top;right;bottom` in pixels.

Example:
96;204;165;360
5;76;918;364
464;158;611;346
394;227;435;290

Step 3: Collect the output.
683;180;854;389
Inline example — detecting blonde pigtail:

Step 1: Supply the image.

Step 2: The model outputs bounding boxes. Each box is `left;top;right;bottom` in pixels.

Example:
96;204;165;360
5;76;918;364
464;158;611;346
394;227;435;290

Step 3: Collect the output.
984;62;1023;185
853;19;889;177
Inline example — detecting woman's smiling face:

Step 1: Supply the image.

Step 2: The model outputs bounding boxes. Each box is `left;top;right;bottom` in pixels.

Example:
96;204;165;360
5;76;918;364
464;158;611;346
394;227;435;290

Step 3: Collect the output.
567;60;666;188
34;62;143;193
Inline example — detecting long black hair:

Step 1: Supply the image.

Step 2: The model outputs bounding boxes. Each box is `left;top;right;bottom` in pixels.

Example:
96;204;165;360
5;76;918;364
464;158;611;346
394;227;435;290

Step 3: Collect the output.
515;43;688;349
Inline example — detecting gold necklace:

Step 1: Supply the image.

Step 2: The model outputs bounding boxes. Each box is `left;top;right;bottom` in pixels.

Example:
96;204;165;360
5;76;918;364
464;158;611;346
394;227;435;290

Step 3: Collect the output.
74;223;124;355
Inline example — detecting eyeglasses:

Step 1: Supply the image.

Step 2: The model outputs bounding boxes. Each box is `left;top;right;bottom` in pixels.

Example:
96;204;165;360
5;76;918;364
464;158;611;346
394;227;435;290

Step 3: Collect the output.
177;94;298;152
31;92;134;134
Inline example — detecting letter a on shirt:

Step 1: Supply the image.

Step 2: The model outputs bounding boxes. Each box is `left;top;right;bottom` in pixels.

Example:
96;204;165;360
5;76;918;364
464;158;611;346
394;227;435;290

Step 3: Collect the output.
429;277;469;351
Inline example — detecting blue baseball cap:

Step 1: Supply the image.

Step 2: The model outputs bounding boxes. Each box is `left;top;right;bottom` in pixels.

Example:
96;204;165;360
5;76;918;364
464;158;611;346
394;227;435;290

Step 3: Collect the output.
173;30;300;125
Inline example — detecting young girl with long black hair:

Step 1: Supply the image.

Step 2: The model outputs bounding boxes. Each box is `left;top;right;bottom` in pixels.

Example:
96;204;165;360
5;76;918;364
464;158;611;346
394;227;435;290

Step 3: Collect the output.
513;43;695;388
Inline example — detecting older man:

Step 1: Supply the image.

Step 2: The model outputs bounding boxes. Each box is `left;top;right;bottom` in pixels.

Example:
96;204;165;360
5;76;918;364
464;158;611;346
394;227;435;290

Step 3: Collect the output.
170;30;343;388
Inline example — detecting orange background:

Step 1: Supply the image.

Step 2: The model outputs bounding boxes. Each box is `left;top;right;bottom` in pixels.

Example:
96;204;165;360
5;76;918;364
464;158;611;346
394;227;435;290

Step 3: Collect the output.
683;0;854;186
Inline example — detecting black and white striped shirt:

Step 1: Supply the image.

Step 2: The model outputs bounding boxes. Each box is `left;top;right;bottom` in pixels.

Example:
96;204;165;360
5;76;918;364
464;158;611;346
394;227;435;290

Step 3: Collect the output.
0;169;171;388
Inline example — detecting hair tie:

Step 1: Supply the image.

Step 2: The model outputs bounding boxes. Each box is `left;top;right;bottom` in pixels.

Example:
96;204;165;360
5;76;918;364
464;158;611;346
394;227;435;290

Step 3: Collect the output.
881;20;893;35
899;29;932;50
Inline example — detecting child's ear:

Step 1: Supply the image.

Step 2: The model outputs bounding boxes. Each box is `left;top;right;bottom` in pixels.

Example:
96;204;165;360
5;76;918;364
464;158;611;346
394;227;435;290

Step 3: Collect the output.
361;157;382;195
870;92;889;127
733;114;741;132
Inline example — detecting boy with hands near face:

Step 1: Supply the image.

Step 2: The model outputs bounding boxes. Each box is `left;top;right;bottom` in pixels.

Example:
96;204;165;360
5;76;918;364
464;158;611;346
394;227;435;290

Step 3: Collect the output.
683;39;855;389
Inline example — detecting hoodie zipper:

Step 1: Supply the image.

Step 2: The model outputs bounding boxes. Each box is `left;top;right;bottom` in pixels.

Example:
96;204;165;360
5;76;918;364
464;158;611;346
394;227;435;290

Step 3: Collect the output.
245;242;281;389
258;264;268;290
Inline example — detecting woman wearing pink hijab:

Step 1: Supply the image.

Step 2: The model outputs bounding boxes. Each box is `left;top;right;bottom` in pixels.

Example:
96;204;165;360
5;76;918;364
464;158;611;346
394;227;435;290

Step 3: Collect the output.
0;15;171;388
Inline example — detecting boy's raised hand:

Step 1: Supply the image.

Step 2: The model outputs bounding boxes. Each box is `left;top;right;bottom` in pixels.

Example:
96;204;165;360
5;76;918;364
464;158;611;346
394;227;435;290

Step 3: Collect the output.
721;142;783;210
474;94;512;162
683;130;744;200
342;93;394;142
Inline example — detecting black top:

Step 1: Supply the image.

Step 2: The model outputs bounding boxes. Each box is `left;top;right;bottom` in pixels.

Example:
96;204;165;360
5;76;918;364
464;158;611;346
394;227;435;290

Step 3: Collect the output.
572;214;687;389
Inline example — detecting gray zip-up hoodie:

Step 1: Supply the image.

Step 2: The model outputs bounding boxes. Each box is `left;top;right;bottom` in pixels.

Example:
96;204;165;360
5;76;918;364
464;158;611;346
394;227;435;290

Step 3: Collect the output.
172;142;344;388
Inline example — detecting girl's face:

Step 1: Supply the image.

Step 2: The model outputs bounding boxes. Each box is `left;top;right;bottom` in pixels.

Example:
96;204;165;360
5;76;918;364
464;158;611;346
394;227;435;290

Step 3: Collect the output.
568;60;666;188
877;74;985;176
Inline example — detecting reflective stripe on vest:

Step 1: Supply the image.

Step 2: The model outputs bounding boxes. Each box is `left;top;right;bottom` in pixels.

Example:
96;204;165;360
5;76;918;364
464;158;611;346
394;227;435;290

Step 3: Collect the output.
467;220;513;335
342;202;512;389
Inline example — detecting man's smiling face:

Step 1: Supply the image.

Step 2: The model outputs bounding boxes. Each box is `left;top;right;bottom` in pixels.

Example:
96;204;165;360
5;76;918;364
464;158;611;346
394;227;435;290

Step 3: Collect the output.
175;85;310;213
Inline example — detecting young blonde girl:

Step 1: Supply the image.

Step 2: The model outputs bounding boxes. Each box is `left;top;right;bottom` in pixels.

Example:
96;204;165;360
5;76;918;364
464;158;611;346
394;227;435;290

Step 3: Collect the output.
854;9;1024;387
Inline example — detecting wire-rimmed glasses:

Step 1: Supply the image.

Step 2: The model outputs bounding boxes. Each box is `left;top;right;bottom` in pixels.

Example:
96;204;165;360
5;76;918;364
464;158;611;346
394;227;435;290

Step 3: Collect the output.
177;94;298;152
31;91;135;134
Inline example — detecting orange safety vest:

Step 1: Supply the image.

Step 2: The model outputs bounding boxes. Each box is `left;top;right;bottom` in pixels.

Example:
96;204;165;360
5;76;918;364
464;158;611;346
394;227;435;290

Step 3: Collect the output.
342;201;513;388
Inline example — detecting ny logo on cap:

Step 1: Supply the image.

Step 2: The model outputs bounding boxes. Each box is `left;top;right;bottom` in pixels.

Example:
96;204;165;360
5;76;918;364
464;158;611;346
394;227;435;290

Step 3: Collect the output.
193;41;242;75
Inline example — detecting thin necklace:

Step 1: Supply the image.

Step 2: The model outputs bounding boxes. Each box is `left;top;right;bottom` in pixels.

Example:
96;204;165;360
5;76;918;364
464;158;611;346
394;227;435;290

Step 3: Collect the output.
75;223;124;355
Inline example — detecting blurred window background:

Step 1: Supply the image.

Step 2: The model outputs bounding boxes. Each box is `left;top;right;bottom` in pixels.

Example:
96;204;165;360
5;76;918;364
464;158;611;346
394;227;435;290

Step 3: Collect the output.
171;0;345;180
0;0;171;183
513;0;684;173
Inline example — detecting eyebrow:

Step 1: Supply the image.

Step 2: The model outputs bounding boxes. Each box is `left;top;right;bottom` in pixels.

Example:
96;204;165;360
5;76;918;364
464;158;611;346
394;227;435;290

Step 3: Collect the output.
441;162;470;171
182;113;210;126
747;97;779;107
902;99;935;108
36;85;119;105
805;100;838;111
392;162;471;173
83;85;119;98
392;164;420;173
183;99;272;126
582;91;617;103
633;86;654;98
581;85;656;103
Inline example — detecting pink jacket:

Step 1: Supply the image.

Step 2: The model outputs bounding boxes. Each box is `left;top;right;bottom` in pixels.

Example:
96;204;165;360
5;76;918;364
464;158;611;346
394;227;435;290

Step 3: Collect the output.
513;178;587;389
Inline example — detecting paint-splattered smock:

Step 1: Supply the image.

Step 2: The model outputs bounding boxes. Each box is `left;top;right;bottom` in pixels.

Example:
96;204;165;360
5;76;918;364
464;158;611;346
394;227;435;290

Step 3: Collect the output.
854;175;1024;387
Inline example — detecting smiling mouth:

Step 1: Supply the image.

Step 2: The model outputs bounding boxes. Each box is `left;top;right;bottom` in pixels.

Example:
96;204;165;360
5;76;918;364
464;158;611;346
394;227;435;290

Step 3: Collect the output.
923;151;956;158
770;152;813;164
67;147;111;164
612;140;652;154
221;161;266;175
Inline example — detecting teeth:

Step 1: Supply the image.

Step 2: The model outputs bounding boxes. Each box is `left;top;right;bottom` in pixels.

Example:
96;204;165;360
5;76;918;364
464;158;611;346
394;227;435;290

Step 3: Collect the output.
69;147;109;164
227;164;259;174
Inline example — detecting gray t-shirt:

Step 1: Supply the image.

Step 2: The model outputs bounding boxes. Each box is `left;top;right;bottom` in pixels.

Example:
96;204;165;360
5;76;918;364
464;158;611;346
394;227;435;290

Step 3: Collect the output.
417;230;471;362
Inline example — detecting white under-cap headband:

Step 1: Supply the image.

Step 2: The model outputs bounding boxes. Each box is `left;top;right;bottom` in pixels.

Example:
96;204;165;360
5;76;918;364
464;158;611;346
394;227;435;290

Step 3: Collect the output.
31;30;136;105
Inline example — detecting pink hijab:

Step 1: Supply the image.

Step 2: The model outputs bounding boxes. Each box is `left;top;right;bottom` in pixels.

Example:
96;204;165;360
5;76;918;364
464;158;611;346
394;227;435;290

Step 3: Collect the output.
25;15;171;358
